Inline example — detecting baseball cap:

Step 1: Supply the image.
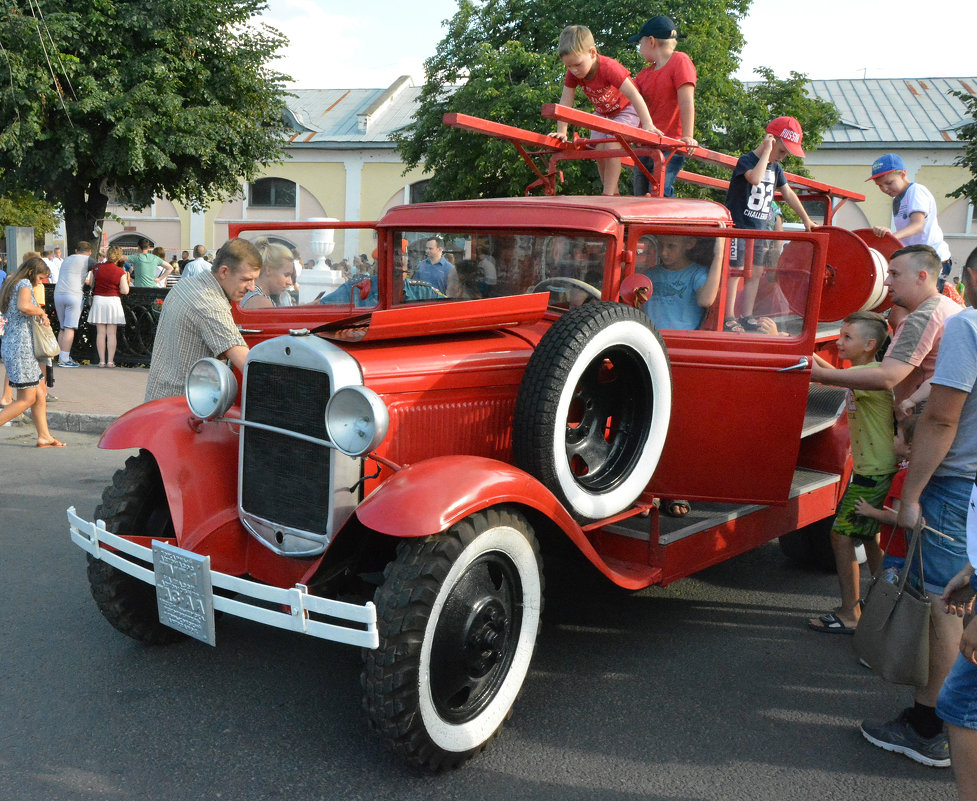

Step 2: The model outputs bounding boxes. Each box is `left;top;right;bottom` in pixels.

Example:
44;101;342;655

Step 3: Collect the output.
765;116;805;158
628;15;683;43
866;153;906;181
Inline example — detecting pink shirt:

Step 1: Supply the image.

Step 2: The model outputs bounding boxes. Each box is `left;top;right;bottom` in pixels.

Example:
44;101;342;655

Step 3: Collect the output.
887;294;962;408
633;51;697;139
564;55;632;117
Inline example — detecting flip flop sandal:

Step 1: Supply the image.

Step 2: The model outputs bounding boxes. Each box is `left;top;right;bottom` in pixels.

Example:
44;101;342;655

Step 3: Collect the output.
807;612;855;635
739;316;761;331
37;438;67;448
723;318;745;333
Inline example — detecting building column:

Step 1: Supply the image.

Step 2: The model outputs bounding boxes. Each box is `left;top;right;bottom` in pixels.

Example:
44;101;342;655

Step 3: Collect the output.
344;155;365;262
189;209;206;251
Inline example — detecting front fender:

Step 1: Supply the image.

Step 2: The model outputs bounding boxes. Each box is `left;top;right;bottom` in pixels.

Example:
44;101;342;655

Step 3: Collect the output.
353;455;660;585
99;399;241;550
356;456;576;537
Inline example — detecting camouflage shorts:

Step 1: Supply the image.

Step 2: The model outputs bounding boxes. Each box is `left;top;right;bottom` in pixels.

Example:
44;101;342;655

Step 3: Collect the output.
833;473;895;540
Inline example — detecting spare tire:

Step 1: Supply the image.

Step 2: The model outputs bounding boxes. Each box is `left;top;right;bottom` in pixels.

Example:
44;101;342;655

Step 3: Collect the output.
514;302;671;521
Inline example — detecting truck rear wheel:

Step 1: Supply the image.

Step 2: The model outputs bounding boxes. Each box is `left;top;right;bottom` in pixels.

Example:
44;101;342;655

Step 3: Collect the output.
514;302;671;521
363;507;543;771
779;516;837;571
87;451;186;645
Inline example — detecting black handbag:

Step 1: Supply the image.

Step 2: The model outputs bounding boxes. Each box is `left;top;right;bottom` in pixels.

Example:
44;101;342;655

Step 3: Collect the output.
853;522;931;687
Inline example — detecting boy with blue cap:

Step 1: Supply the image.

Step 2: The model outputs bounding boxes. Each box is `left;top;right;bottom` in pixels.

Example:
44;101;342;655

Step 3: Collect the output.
869;153;953;290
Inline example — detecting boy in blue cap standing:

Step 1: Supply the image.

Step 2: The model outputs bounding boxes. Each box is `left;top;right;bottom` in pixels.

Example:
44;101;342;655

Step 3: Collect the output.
868;153;953;290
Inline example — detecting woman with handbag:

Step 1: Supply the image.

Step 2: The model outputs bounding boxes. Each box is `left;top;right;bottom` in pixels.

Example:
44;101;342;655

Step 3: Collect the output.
0;256;65;446
87;246;130;367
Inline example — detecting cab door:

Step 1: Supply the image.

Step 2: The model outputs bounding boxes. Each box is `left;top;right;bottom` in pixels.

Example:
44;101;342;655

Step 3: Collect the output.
629;226;829;505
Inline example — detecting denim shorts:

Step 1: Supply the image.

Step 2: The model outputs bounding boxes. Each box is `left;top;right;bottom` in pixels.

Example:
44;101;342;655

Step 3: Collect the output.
908;474;971;594
937;650;977;730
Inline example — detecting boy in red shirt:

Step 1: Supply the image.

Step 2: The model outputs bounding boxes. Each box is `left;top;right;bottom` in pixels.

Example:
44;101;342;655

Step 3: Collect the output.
629;15;697;197
553;24;658;195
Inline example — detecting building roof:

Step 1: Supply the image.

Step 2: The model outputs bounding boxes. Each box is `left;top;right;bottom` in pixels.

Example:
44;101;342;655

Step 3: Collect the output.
283;76;422;147
806;77;976;148
281;75;977;152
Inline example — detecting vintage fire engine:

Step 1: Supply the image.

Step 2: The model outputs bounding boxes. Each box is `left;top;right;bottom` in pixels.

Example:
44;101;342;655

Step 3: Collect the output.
69;107;901;770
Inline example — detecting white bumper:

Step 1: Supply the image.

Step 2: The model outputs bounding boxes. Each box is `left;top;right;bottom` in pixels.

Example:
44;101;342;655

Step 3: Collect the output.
68;507;378;649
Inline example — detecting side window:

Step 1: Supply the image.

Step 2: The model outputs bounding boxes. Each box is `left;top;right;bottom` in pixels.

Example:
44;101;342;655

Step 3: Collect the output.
393;232;608;309
632;230;814;337
726;235;813;337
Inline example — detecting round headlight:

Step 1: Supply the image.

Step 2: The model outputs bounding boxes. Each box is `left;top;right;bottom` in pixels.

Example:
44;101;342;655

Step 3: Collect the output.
325;386;389;457
185;358;238;419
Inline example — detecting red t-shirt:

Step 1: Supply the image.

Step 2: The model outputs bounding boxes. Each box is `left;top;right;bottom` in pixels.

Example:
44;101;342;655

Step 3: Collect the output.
879;467;908;557
564;55;632;117
633;51;697;139
93;261;126;298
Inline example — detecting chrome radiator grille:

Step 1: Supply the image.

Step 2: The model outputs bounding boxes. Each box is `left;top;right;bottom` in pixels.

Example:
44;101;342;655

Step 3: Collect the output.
241;362;332;536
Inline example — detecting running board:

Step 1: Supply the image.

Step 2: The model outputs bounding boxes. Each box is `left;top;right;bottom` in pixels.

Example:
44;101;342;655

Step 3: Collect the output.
802;384;847;438
604;467;840;546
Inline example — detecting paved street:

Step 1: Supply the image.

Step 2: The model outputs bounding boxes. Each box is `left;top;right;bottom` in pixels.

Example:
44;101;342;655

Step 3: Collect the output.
0;426;958;801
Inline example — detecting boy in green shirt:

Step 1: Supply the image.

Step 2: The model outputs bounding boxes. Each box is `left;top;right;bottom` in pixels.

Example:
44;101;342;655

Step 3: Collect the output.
809;311;896;634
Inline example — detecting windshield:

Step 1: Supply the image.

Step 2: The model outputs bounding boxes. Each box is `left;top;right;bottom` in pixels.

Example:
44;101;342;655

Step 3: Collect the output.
384;231;610;309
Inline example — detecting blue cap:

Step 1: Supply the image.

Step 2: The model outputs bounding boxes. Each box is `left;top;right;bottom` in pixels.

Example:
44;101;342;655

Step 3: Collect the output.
867;153;905;181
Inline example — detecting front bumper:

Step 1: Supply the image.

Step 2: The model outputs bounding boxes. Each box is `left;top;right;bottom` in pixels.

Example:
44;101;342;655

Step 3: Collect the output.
68;507;378;649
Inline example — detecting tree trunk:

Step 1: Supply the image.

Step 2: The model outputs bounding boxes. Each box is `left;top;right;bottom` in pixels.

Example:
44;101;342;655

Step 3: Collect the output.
61;180;108;254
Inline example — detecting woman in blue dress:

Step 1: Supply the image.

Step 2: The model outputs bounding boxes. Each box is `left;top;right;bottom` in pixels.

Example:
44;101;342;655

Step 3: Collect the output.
0;257;65;446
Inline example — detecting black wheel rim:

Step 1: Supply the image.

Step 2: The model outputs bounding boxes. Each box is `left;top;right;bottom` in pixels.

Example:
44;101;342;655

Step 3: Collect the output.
430;550;523;723
564;345;654;492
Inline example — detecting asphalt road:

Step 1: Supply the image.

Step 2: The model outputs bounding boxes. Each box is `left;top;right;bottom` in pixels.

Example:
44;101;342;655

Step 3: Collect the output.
0;426;958;801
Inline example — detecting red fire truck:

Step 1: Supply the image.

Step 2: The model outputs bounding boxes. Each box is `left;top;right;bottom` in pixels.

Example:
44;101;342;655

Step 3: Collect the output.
69;107;899;770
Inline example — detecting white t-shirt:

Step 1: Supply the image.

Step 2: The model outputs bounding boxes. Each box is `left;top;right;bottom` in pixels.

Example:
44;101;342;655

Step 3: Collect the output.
54;253;94;295
894;182;950;261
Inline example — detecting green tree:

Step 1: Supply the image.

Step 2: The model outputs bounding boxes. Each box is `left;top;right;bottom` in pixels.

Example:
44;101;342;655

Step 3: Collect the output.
396;0;837;200
0;0;290;249
949;89;977;205
0;191;60;247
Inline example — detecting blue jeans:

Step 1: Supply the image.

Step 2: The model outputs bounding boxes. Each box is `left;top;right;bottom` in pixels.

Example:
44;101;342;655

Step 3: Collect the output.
937;643;977;730
908;474;971;594
633;154;685;198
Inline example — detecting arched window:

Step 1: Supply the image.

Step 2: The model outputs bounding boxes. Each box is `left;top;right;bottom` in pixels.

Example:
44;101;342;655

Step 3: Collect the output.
249;178;297;208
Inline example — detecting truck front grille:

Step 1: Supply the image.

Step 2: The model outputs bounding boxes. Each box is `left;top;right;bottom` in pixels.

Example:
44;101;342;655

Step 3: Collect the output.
241;362;332;536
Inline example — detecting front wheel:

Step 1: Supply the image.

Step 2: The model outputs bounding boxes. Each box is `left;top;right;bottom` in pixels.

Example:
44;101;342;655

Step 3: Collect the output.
87;450;186;645
362;507;543;771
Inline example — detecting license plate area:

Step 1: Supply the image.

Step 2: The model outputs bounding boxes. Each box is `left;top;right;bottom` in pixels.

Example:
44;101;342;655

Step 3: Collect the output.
152;541;217;646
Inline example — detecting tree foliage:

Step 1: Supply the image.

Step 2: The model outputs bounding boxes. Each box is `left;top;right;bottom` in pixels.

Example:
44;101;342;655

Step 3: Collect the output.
0;0;291;248
0;191;60;247
396;0;838;201
949;89;977;204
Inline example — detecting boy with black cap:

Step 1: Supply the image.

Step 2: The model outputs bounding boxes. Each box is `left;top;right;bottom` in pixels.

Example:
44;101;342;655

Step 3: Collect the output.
629;15;697;197
868;153;953;291
723;117;815;330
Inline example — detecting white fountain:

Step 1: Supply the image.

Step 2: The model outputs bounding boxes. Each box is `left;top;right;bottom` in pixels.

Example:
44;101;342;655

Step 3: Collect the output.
298;218;345;303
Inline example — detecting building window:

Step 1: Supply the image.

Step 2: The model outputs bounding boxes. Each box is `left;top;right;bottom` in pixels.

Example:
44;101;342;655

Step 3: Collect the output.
969;201;977;235
249;178;297;208
409;180;430;205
